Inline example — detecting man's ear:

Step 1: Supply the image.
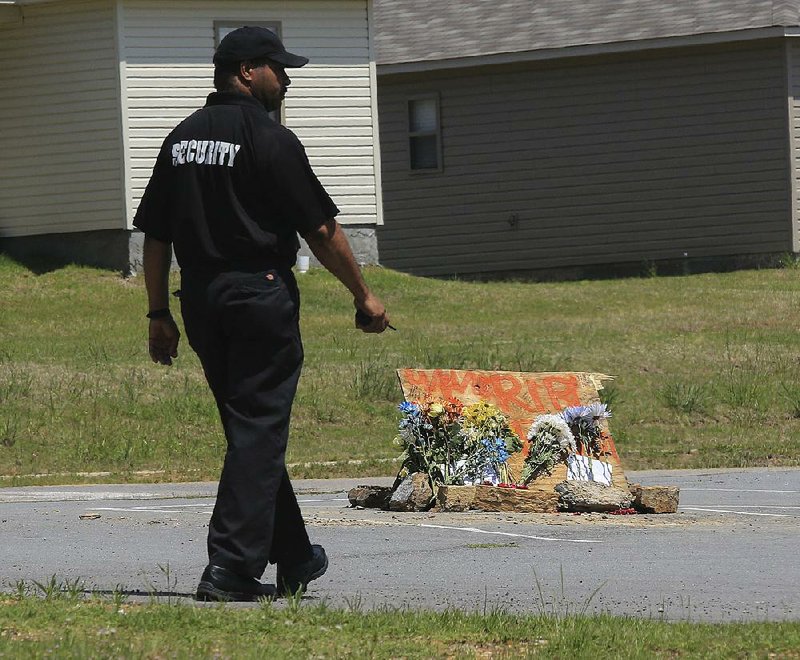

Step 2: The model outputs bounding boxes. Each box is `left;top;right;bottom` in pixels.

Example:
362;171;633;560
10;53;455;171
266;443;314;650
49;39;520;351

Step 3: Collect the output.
238;60;255;83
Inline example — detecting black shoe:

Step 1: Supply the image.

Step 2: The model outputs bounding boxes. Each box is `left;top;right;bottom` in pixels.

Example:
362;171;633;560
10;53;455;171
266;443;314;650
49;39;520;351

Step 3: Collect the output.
276;544;328;596
196;564;277;602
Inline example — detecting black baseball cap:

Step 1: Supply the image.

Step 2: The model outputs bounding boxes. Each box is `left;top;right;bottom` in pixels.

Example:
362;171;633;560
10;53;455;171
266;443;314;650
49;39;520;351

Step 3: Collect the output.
213;26;309;67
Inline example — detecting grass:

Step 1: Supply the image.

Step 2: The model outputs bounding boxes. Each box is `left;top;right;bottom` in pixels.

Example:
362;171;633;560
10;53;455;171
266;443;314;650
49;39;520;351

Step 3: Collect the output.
1;254;800;484
1;593;800;658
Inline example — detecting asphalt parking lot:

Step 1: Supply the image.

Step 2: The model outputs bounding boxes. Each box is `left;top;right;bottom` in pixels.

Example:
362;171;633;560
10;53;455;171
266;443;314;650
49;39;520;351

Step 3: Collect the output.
1;468;798;622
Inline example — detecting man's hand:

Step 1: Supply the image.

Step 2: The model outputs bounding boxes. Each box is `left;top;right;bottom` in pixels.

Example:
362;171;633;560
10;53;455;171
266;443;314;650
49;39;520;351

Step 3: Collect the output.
148;317;180;365
354;293;390;333
142;235;178;364
304;219;391;334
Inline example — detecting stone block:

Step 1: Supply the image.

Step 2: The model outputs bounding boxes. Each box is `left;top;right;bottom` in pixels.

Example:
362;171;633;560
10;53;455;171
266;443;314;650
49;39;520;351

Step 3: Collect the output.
436;485;477;512
555;480;633;512
436;485;559;513
388;473;434;511
347;485;393;509
629;484;680;513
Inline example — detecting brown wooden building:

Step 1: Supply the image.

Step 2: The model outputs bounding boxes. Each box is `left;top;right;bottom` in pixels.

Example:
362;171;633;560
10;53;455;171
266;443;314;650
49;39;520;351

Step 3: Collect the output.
374;1;800;277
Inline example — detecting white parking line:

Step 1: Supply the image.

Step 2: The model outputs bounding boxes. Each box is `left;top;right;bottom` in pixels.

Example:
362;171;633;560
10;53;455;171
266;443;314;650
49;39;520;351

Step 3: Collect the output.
86;497;349;515
682;488;799;494
112;503;212;509
90;507;212;514
683;507;791;518
692;505;800;510
417;523;601;544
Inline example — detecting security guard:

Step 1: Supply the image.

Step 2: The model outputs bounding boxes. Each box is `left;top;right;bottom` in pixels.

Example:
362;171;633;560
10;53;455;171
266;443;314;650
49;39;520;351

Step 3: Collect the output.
134;26;390;602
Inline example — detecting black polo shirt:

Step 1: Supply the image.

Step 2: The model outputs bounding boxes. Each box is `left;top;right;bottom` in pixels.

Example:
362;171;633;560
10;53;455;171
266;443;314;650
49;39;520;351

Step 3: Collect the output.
133;91;338;273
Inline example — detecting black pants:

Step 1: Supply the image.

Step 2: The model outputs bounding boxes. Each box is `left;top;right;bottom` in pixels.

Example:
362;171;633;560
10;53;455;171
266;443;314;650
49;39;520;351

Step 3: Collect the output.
180;267;312;578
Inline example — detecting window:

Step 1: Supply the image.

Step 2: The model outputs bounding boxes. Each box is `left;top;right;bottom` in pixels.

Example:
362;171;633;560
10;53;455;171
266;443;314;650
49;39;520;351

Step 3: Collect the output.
214;21;281;47
408;96;441;171
214;21;283;123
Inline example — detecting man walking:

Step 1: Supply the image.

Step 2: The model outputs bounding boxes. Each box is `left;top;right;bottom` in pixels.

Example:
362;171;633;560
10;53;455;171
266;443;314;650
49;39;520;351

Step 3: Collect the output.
134;26;390;602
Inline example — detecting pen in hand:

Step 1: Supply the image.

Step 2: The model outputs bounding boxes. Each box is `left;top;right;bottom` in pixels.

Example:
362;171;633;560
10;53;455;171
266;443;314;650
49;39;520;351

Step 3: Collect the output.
355;309;397;331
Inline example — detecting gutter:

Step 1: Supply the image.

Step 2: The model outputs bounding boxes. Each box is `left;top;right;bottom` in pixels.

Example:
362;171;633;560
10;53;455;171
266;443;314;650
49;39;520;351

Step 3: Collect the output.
378;26;796;75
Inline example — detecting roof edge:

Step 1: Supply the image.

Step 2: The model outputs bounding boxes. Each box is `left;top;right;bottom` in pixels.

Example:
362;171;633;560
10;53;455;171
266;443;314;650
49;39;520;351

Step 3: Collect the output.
378;26;791;75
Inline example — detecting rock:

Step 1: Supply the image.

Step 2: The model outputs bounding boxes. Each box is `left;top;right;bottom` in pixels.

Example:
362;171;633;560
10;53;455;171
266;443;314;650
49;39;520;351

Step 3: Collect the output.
347;485;393;509
436;485;477;512
555;480;633;512
388;473;434;511
629;484;680;513
437;485;559;513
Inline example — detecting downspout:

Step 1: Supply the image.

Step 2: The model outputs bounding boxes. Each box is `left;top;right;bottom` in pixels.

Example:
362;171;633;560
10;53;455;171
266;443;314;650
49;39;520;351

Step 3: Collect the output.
367;0;385;228
785;39;800;252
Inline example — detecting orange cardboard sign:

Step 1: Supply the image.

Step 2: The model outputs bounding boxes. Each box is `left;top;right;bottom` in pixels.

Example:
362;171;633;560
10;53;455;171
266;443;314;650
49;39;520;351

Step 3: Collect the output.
397;369;626;485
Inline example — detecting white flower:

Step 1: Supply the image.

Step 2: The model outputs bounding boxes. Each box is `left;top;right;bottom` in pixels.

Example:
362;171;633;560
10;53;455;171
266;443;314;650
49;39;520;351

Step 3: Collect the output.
527;414;576;453
586;401;611;419
527;414;572;440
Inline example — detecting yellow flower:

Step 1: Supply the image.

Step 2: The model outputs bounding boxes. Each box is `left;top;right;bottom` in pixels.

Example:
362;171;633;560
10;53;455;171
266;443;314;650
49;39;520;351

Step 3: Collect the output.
428;402;445;418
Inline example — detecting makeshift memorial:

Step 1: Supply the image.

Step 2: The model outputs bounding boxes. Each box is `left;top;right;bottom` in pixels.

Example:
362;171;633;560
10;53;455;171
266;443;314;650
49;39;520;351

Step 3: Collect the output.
394;397;522;492
396;369;622;483
384;369;675;514
343;370;683;515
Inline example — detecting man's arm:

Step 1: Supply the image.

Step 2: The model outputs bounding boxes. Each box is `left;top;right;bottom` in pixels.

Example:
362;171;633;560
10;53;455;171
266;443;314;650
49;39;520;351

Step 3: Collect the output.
142;235;180;365
303;219;389;333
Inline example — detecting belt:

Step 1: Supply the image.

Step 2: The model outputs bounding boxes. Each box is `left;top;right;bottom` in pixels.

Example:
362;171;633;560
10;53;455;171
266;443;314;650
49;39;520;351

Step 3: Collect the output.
182;256;294;280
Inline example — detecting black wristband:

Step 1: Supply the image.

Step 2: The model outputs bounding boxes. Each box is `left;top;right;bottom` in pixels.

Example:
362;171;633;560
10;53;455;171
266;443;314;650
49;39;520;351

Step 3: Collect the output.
146;308;171;320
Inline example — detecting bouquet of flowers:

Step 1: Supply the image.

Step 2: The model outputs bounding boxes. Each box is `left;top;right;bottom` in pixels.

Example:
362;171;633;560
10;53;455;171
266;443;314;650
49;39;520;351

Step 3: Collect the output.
461;401;523;485
395;397;522;488
522;402;612;484
522;414;576;483
561;402;612;456
395;396;466;486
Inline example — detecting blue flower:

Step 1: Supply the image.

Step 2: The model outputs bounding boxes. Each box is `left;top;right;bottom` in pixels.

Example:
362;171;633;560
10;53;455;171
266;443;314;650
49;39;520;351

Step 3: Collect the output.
398;401;419;415
494;438;509;463
561;405;589;425
481;437;510;464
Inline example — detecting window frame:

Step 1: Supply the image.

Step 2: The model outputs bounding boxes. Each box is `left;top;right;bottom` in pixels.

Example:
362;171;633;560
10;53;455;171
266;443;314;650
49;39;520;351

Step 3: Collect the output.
407;94;442;173
213;21;284;124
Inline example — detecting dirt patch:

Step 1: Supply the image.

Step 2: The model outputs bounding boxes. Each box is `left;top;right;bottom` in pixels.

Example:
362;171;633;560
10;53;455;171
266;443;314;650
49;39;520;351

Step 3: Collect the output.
302;508;705;529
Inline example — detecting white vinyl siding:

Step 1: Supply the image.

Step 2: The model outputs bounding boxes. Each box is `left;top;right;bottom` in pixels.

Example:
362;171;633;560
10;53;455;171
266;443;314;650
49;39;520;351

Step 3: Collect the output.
0;0;124;238
378;43;793;276
120;0;378;228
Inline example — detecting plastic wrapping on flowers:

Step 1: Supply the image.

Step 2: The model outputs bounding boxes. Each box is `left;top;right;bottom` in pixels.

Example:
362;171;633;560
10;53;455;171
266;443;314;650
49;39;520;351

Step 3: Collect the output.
522;414;575;483
394;398;522;491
